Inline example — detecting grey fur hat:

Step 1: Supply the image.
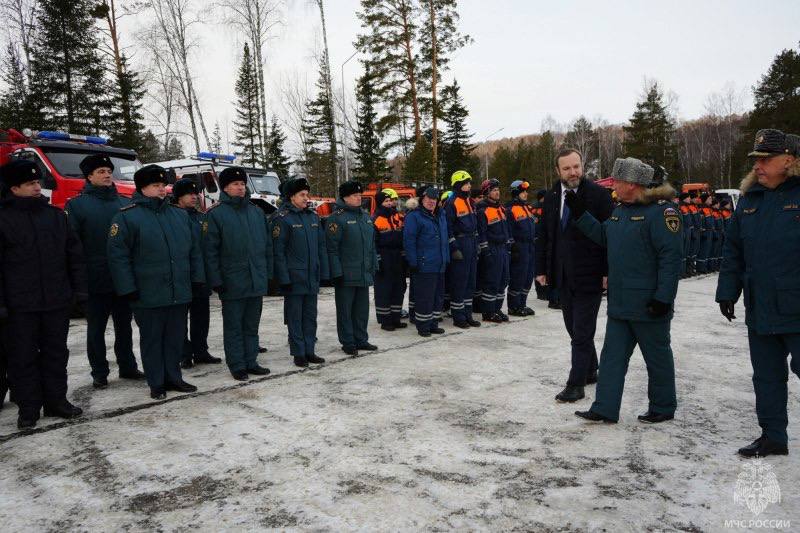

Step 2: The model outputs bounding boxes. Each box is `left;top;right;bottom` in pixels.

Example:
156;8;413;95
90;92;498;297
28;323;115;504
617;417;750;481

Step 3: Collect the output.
786;133;800;157
611;157;654;186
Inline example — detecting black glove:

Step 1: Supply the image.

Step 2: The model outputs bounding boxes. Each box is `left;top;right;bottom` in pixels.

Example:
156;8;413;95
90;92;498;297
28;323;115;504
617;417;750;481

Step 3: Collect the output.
646;299;671;317
123;291;140;302
719;301;736;321
564;191;586;220
451;249;464;261
331;276;343;287
280;284;292;294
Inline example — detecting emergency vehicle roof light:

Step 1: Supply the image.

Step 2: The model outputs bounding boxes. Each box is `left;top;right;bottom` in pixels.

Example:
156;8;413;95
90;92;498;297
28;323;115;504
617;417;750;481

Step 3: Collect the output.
198;151;236;163
35;130;108;145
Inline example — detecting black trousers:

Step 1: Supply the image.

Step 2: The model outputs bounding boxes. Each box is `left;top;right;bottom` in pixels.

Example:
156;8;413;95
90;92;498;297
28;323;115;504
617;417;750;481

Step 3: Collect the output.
3;307;71;418
183;294;210;361
561;288;602;387
0;337;7;406
86;293;137;379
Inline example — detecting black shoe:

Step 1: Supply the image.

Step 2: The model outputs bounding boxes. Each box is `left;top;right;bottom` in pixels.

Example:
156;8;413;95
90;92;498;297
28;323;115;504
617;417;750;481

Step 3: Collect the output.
393;322;408;329
92;376;109;389
247;364;270;376
119;369;146;381
381;323;396;331
522;307;536;316
498;312;509;322
483;313;504;323
165;380;198;393
306;354;325;364
418;330;431;337
586;373;598;385
17;416;37;429
294;356;309;368
342;346;358;356
637;411;674;424
231;370;249;381
194;353;222;364
555;386;585;403
180;359;194;369
738;435;789;457
508;308;526;317
357;343;378;351
453;321;470;329
548;301;561;310
150;389;166;400
575;410;616;423
258;346;268;353
430;327;445;334
43;400;83;419
467;318;481;327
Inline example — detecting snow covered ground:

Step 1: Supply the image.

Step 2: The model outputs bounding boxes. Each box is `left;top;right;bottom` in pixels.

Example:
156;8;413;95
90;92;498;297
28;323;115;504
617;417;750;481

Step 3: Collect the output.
0;274;798;531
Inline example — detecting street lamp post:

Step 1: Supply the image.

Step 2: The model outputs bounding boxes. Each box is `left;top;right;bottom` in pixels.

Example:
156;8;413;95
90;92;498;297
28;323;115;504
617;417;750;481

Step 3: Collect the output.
341;50;359;184
483;127;504;179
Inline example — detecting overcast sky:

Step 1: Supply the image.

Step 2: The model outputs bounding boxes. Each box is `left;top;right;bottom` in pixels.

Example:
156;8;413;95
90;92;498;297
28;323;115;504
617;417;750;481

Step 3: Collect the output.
122;0;799;151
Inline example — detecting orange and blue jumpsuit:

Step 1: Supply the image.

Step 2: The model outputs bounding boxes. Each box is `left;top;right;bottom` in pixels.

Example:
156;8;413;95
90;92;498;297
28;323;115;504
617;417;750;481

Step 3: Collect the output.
476;198;510;317
506;198;537;311
372;205;406;326
444;191;479;323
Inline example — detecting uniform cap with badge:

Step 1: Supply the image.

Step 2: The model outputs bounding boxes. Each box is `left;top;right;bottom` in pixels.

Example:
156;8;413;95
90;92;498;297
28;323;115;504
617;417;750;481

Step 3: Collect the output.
0;159;42;189
283;177;311;199
338;180;363;198
172;177;199;199
79;154;114;178
748;129;795;158
133;164;169;191
218;166;248;190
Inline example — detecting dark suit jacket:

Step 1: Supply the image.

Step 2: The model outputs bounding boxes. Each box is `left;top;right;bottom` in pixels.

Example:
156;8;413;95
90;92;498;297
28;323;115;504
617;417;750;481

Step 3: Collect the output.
535;178;613;293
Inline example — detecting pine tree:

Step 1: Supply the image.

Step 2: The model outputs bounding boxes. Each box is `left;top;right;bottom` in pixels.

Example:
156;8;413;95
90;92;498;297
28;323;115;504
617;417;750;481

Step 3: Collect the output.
302;51;338;195
0;43;40;130
265;116;291;179
27;0;112;134
106;54;146;151
745;43;800;138
352;63;387;181
210;122;223;154
623;83;677;173
563;116;597;164
165;137;185;160
403;137;433;182
536;130;557;188
440;79;474;180
233;43;263;167
138;129;161;163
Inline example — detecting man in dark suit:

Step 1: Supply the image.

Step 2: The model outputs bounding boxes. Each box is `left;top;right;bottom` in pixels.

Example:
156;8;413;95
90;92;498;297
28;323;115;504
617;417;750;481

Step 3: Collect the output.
535;148;614;403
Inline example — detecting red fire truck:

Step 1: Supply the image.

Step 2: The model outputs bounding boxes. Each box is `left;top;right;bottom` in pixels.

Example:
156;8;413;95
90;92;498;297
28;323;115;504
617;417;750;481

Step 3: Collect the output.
0;128;141;207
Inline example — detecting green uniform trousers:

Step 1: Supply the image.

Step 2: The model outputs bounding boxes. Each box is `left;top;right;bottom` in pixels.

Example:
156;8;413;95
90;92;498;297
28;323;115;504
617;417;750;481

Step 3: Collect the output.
334;286;370;348
590;317;677;422
221;296;263;373
132;304;187;391
746;329;800;445
284;294;318;357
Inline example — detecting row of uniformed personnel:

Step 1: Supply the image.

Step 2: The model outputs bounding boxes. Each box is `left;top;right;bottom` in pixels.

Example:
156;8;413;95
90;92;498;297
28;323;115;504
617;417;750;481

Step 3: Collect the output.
677;191;732;276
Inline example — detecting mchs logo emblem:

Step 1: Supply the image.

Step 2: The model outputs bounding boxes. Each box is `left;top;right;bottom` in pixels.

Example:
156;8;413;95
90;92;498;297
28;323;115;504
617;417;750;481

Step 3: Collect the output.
734;459;781;516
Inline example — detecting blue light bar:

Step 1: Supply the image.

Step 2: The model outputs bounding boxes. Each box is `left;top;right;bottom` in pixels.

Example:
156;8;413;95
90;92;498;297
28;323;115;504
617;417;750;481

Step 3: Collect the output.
84;135;108;145
37;131;71;141
198;151;236;162
35;130;108;145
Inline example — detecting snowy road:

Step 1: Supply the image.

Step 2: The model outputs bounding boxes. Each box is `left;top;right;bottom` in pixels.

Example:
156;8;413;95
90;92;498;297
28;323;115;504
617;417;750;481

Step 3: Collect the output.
0;275;798;531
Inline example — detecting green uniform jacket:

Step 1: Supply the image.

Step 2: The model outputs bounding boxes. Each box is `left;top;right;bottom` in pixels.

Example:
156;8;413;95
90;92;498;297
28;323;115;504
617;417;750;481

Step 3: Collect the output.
272;203;330;295
184;206;213;297
716;169;800;335
205;191;274;300
575;186;683;322
65;183;130;295
325;200;378;287
107;193;205;309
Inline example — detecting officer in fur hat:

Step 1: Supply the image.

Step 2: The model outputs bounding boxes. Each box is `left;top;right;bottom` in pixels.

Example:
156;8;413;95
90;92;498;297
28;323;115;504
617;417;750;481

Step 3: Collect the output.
108;165;204;400
0;160;88;428
567;157;683;425
65;154;144;389
273;177;329;367
172;178;222;368
717;129;800;457
325;180;378;355
205;166;273;381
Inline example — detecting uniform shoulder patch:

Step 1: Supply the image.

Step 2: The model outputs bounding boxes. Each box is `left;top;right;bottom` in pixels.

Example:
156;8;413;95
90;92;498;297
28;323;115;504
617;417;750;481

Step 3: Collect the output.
109;223;120;237
120;204;136;211
663;207;681;233
328;221;338;234
272;224;281;239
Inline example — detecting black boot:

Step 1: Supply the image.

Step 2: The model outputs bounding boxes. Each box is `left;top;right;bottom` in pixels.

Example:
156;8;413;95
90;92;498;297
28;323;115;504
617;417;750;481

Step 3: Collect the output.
258;346;268;353
306;354;325;364
119;369;146;381
555;386;585;403
150;388;166;400
294;356;309;368
357;343;378;351
194;353;222;364
393;322;408;329
247;364;270;376
738;435;789;457
522;307;536;316
575;410;616;423
466;318;481;327
586;373;598;385
17;415;37;429
180;358;194;369
637;411;674;424
430;327;445;334
342;346;358;356
92;376;109;389
380;323;396;331
508;308;526;317
231;370;249;381
453;321;471;329
165;380;198;393
43;399;83;419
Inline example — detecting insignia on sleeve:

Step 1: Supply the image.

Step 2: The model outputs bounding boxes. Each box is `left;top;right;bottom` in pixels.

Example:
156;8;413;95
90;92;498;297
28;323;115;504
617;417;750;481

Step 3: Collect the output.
328;222;338;234
664;208;681;233
202;221;208;235
272;224;281;238
109;223;119;237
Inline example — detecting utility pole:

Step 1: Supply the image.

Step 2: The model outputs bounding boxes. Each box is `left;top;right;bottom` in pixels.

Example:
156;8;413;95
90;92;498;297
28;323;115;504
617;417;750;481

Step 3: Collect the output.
340;50;358;182
483;127;504;179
